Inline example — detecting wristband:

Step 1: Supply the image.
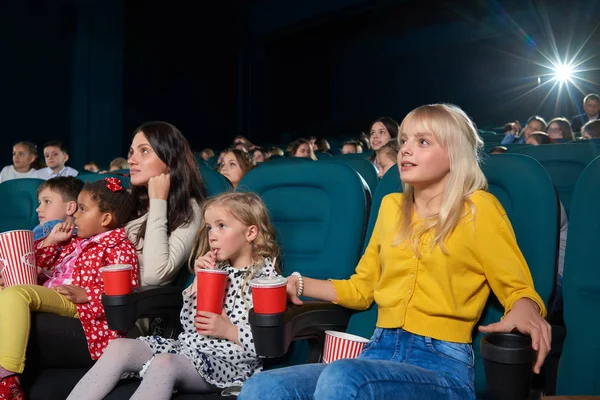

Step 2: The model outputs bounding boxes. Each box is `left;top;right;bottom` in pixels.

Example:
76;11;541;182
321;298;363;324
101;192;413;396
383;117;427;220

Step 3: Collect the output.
291;272;304;297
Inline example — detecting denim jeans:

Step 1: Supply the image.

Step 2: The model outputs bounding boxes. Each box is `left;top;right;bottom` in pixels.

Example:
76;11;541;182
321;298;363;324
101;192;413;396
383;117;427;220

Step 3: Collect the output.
238;328;475;400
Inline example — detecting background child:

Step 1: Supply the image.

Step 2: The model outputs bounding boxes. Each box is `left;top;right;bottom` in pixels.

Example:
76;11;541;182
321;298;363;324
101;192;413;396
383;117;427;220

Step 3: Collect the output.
218;149;254;188
83;161;100;173
341;141;363;154
33;141;79;180
0;178;138;398
239;104;551;400
375;140;399;178
68;192;281;400
108;157;129;172
0;141;40;183
33;176;84;241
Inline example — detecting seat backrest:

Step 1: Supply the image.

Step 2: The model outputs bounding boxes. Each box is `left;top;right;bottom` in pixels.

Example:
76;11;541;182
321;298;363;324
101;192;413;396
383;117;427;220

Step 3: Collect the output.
314;151;331;159
321;156;378;197
198;165;232;197
473;153;558;396
0;179;45;231
237;161;369;280
510;144;600;215
556;155;600;395
346;155;558;397
345;164;402;339
206;154;219;169
76;172;131;189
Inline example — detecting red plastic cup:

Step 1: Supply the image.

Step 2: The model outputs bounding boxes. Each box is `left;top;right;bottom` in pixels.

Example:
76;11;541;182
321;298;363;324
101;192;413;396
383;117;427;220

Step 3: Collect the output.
322;330;369;364
249;276;288;314
196;269;228;315
100;264;133;295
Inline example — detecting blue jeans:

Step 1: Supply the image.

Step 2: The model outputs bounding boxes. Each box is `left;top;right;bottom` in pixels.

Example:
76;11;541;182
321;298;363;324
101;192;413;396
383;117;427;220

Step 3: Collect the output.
239;328;475;400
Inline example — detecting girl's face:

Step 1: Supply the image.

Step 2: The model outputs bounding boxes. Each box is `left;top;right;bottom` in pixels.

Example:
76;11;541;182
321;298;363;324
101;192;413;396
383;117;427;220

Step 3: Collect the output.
370;122;392;151
547;123;563;140
376;153;396;179
128;132;169;186
12;144;35;172
73;191;110;238
398;129;450;190
219;152;244;187
204;205;256;269
294;144;311;158
253;150;265;164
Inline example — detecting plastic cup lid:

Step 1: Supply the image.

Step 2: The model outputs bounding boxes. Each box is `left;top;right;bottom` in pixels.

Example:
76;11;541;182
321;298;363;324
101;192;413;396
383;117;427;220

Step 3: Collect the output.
99;264;133;273
249;276;288;288
325;330;369;343
196;268;228;275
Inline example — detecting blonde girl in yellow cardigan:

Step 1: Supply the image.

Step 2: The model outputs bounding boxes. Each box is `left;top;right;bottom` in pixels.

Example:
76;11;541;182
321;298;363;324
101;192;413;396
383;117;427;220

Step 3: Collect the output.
238;104;551;400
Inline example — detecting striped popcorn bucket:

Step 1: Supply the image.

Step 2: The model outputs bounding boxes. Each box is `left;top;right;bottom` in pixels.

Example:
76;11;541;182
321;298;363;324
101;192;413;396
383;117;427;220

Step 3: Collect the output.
322;330;369;364
0;230;37;287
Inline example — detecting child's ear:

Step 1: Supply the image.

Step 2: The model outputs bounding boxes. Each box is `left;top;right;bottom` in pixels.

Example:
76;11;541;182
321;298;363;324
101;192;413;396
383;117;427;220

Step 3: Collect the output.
246;225;258;243
66;201;77;216
100;212;113;228
63;152;69;163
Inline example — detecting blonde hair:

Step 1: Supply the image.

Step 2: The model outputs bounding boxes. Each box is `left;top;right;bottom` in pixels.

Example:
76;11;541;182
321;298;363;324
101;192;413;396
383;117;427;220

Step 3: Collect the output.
396;104;487;255
189;192;281;299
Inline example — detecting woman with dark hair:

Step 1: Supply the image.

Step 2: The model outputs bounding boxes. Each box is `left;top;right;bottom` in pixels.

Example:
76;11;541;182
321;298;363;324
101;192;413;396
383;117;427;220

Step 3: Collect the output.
126;121;207;286
289;138;317;160
546;118;574;141
369;117;399;170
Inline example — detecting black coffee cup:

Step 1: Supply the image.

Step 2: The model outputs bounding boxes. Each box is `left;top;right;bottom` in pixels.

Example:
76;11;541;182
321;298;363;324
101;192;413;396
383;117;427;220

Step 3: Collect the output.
480;332;535;400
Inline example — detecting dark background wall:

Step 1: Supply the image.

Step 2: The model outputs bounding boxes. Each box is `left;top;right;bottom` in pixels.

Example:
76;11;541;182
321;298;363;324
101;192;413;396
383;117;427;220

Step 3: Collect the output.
1;0;599;166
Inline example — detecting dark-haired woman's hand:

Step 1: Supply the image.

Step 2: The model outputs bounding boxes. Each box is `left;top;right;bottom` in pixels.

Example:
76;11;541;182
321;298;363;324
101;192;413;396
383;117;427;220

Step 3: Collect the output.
148;173;170;200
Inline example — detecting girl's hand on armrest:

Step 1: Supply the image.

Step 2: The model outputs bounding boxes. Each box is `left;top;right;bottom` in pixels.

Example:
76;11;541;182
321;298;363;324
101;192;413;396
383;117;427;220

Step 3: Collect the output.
478;298;551;374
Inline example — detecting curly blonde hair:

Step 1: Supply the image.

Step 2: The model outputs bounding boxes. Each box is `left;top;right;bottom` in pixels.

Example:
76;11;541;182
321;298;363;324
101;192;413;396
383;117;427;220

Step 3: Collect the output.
189;192;281;275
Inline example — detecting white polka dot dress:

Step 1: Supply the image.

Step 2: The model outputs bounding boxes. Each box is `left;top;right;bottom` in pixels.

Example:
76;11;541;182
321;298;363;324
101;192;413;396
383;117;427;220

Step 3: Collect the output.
137;258;279;389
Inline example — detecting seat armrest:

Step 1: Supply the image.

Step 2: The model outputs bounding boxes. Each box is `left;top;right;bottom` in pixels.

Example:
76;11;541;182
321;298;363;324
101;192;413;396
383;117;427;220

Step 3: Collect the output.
102;286;183;331
249;301;352;358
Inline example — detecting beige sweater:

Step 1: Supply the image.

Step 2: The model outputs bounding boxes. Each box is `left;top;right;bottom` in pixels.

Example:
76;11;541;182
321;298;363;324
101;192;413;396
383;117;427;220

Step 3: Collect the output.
125;199;202;286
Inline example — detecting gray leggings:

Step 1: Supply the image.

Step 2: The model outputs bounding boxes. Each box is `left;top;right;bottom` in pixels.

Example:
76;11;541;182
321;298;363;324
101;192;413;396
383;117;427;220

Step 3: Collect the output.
66;338;218;400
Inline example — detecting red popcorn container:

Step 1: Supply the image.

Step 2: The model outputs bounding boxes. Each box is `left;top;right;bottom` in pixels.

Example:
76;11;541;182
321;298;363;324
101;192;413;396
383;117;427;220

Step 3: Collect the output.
322;330;369;364
0;230;37;287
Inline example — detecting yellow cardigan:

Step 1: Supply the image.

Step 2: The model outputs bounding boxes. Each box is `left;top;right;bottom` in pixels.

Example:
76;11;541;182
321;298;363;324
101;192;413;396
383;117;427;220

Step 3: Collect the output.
331;191;546;343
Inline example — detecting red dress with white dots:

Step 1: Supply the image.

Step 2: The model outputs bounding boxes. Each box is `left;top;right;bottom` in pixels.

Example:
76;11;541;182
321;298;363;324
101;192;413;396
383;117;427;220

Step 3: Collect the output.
35;227;138;360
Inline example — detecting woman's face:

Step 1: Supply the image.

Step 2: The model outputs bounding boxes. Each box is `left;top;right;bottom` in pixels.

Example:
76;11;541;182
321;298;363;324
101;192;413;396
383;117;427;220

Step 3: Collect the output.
547;123;563;140
370;122;392;151
294;144;311;158
128;132;169;186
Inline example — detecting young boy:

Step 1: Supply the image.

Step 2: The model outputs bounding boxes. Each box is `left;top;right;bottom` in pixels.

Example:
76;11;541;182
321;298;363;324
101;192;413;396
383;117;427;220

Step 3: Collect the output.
33;141;79;180
0;177;84;288
571;93;600;134
34;176;84;241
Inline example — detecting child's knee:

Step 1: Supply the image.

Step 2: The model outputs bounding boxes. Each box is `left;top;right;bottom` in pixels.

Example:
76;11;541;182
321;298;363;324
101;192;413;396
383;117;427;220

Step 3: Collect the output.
104;338;134;356
147;353;178;371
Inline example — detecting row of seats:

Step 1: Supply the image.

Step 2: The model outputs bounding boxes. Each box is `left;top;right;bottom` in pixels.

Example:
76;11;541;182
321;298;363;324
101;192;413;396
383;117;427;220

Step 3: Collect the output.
6;152;600;398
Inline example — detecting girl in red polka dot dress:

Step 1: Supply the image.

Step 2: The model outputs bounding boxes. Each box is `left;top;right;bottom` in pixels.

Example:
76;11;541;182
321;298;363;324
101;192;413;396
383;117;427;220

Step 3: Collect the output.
0;178;139;399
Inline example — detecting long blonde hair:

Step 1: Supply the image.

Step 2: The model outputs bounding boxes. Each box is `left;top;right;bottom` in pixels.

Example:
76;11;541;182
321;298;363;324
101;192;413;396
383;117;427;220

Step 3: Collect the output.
189;192;281;295
396;104;487;255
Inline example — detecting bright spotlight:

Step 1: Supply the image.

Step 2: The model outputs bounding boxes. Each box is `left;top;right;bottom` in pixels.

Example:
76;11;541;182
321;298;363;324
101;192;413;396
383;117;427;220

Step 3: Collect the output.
552;62;574;83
